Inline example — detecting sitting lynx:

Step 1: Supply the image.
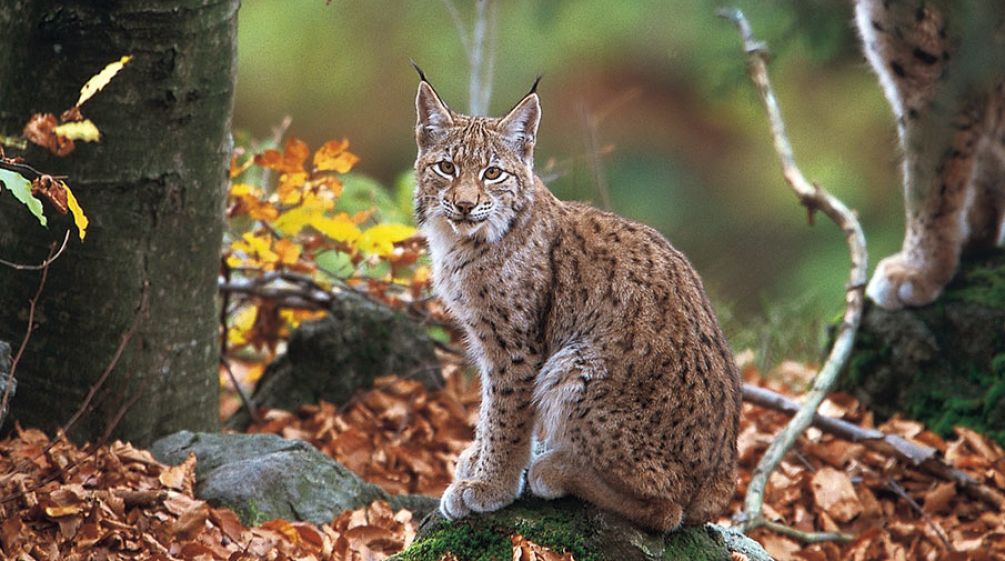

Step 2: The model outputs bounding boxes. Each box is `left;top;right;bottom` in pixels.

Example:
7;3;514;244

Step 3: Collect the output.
856;0;1005;309
413;74;740;531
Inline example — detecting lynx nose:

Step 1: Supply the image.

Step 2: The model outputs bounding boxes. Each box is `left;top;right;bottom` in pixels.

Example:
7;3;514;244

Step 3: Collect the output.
453;199;476;216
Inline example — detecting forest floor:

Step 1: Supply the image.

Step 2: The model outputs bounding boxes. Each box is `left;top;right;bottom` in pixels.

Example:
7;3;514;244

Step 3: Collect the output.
1;358;1004;561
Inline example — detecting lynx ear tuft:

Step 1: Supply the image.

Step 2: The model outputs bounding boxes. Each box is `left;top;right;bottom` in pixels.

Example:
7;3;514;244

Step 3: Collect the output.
498;92;541;163
416;80;453;151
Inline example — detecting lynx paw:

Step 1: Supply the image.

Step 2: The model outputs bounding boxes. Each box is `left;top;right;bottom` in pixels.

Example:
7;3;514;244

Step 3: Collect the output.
866;253;948;310
439;478;521;519
526;451;570;499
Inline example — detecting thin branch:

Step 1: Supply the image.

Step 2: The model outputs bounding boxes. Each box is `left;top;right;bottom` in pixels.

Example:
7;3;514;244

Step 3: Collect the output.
0;230;71;270
221;358;262;425
885;479;954;552
718;8;869;537
440;0;472;56
0;237;63;427
742;384;1005;511
759;520;853;544
468;0;490;115
58;282;149;438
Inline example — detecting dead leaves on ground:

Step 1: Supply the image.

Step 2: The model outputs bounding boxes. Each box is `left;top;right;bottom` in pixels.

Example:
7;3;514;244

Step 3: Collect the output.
0;428;416;561
735;363;1005;561
248;367;480;496
3;360;1005;560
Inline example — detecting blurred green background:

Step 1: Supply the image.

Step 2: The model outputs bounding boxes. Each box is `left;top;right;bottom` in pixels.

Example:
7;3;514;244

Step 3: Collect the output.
234;0;905;362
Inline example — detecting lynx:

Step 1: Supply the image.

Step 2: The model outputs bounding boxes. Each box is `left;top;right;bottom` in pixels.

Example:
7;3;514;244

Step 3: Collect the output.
856;0;1005;309
413;74;740;531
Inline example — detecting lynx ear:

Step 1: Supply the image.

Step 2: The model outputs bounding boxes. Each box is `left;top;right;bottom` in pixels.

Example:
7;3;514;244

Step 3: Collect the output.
416;81;453;152
498;92;541;163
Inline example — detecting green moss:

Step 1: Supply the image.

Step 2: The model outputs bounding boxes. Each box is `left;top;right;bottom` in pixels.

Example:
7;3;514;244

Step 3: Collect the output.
514;515;599;561
943;258;1005;307
661;526;729;561
393;520;511;561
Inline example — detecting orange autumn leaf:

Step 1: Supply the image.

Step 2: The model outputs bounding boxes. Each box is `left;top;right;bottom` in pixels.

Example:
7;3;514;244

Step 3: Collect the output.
255;137;310;173
314;138;359;173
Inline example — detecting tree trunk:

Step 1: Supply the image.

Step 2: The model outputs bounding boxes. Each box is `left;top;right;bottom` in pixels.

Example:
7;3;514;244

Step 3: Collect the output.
0;0;239;446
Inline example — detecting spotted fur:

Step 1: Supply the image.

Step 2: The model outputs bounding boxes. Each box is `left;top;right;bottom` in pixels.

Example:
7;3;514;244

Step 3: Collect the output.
857;0;1005;309
414;80;740;531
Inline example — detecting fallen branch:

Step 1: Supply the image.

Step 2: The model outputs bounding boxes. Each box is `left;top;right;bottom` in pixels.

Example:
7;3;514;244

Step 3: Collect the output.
742;384;1005;511
719;8;869;538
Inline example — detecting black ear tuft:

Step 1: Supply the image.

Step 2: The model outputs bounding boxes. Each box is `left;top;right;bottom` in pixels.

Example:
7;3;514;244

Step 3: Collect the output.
410;60;428;83
528;75;542;96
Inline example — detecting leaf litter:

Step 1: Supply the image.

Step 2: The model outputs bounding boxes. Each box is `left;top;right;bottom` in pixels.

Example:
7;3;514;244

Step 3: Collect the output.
2;358;1004;560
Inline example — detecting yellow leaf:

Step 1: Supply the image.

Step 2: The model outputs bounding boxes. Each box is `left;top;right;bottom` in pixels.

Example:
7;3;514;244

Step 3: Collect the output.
77;55;132;106
228;305;258;346
229;232;279;270
357;223;416;256
63;184;89;240
44;505;82;518
53;120;101;142
280;309;326;329
312;214;362;243
313;139;359;173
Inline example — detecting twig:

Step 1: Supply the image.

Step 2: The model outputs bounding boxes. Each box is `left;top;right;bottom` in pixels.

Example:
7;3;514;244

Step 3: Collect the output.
0;236;63;426
884;479;954;552
0;230;71;270
760;519;852;543
719;8;869;538
221;358;262;425
741;384;1005;510
58;283;149;439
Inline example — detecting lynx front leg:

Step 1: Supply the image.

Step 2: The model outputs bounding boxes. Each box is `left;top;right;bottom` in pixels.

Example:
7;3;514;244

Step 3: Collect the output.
440;358;537;519
868;120;982;309
855;1;983;309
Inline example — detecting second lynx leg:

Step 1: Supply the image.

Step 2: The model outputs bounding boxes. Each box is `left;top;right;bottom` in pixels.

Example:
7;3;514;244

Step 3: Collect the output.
527;448;685;531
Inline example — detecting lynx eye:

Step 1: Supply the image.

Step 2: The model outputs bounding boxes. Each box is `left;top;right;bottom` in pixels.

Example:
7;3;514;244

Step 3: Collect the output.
482;166;505;182
434;160;456;177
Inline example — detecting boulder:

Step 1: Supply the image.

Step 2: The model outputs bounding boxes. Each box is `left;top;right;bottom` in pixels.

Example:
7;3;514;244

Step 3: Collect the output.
840;249;1005;445
0;340;12;430
150;431;438;526
228;291;442;429
390;497;773;561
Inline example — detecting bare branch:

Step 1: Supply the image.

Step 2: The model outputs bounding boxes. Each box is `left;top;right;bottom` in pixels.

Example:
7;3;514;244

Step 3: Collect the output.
0;236;65;426
718;8;869;538
0;230;71;270
440;0;472;56
742;384;1005;511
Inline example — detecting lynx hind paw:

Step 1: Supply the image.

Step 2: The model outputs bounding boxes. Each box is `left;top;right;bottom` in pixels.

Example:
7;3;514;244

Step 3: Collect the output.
526;451;571;500
866;253;947;310
439;479;521;519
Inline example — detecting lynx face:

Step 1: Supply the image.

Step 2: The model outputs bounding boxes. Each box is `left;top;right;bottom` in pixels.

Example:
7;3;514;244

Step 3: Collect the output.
414;82;541;243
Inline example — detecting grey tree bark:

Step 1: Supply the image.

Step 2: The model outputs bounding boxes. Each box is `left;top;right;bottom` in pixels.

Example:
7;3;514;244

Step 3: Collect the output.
0;0;239;446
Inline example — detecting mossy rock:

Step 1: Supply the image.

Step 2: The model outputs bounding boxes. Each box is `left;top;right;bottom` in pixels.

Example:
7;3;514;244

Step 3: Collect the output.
840;249;1005;445
390;497;773;561
227;291;442;430
150;431;439;525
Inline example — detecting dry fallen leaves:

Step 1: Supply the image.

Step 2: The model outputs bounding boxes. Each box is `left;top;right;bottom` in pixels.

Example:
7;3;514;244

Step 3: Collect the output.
3;359;1004;561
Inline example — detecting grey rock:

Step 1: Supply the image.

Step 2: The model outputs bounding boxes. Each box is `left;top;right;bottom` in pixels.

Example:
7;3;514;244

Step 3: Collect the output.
150;431;438;526
0;340;13;430
229;291;442;429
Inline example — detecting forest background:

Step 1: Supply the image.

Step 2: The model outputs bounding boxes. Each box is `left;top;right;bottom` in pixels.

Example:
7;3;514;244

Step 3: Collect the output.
236;0;897;364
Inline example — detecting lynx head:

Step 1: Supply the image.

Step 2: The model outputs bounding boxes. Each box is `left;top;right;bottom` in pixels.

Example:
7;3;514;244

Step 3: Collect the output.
413;76;541;242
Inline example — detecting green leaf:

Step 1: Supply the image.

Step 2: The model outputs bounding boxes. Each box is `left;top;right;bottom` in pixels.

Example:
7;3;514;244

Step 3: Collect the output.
0;169;47;227
315;250;354;279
